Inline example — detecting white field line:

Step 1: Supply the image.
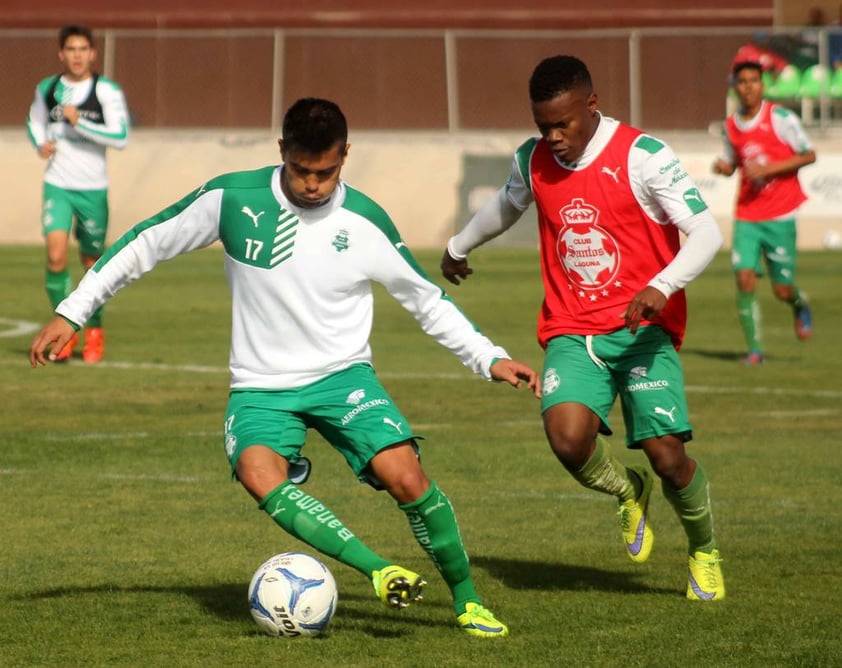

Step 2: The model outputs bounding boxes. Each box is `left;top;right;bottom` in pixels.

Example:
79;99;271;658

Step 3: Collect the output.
6;356;842;399
0;317;40;338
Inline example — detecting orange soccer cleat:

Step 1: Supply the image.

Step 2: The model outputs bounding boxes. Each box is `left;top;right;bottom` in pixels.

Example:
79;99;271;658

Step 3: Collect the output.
82;327;105;364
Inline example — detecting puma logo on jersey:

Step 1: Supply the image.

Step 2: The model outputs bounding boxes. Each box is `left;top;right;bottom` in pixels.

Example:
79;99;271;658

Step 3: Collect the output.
383;417;403;433
601;166;621;183
654;406;677;422
241;206;265;227
682;187;707;214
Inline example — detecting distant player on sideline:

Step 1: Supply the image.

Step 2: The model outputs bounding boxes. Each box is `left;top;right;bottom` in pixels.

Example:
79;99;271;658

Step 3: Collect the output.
30;98;540;638
713;60;815;366
441;55;726;600
26;24;130;363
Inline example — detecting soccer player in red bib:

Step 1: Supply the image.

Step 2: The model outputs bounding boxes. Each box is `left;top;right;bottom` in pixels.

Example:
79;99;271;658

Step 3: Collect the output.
441;55;726;600
713;60;816;366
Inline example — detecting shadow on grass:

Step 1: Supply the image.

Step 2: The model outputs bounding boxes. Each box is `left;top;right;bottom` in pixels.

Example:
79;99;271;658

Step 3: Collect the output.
681;347;800;364
471;555;675;596
14;582;452;637
680;348;744;362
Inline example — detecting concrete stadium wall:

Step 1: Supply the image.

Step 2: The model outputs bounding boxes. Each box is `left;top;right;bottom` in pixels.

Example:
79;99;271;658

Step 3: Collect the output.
3;128;840;251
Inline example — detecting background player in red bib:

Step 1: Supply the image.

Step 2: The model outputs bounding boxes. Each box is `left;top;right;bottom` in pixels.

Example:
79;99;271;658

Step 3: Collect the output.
713;60;816;366
441;55;726;601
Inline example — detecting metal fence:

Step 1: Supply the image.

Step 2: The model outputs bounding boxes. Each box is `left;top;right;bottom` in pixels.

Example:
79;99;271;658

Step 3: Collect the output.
4;25;835;131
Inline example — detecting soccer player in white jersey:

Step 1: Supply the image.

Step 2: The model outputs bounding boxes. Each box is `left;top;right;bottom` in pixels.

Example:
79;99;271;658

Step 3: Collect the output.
441;55;726;600
30;98;540;637
26;24;130;363
713;60;816;366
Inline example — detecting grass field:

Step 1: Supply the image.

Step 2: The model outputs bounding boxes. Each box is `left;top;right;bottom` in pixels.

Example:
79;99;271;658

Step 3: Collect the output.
1;245;841;667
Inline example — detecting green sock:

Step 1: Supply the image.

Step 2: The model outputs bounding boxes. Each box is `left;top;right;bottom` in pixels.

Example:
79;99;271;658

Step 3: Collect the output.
86;306;103;328
572;436;638;502
661;464;716;554
259;481;388;577
736;291;762;351
45;268;72;310
400;480;477;615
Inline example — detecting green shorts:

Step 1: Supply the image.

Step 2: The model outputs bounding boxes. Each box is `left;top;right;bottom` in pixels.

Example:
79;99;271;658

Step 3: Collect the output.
42;182;109;256
731;218;797;285
223;364;421;485
541;327;692;448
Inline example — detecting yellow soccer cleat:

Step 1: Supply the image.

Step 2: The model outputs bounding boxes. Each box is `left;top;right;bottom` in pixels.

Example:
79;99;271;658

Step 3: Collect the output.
687;549;725;601
617;466;654;563
457;602;509;638
371;565;426;609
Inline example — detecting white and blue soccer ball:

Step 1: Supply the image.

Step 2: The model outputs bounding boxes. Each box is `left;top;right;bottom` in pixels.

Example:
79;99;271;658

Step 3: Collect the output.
248;552;338;638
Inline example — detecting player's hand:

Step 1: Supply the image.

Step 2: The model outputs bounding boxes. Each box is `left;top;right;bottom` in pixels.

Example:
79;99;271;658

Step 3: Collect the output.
38;141;57;159
712;159;731;176
440;249;473;285
490;359;542;398
622;286;667;335
62;105;79;126
29;316;76;367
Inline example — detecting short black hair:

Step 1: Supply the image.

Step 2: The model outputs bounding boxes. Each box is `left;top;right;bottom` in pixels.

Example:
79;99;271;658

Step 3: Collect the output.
529;55;593;103
282;98;348;153
732;60;763;80
59;25;94;49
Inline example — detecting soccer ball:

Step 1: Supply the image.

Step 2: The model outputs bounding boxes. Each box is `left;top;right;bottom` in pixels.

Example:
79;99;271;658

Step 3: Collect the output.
247;552;338;638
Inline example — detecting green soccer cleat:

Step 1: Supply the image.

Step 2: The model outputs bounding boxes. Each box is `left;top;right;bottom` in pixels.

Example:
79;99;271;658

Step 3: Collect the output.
371;565;426;609
456;602;509;638
687;549;725;601
617;466;654;563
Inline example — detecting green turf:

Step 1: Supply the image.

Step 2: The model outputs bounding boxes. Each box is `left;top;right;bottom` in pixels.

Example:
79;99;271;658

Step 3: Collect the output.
1;245;840;667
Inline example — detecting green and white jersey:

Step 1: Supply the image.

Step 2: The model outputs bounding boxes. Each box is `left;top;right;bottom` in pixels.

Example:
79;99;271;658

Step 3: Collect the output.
56;166;509;389
26;74;129;190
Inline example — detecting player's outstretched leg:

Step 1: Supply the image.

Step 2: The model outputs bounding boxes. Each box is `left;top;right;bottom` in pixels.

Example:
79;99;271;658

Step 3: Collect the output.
371;565;427;609
400;480;508;637
617;466;654;563
259;481;429;609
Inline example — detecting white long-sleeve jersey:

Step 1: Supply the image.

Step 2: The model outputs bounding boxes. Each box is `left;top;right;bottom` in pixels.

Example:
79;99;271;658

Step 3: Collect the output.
26;73;129;190
56;166;509;389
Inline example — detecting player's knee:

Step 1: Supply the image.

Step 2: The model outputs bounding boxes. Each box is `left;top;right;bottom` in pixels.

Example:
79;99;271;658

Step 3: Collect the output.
382;469;429;504
771;284;793;301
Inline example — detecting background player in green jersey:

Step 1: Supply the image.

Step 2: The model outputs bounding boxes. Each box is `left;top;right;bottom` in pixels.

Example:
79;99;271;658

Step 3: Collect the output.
26;24;130;363
30;98;540;638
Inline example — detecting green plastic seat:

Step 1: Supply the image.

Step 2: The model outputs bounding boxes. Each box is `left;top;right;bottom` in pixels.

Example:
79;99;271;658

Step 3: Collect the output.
799;64;831;98
765;65;801;100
